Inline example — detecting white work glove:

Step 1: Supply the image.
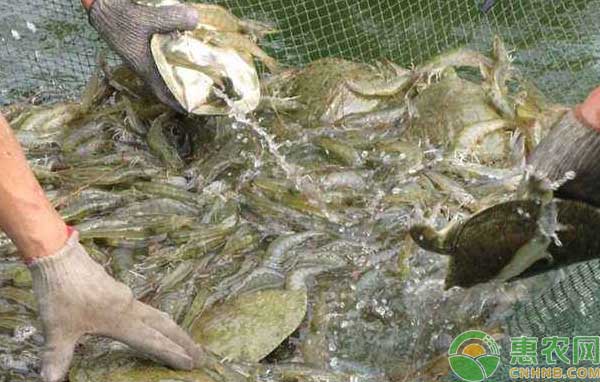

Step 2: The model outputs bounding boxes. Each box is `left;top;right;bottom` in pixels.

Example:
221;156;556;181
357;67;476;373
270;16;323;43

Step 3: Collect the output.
29;232;206;382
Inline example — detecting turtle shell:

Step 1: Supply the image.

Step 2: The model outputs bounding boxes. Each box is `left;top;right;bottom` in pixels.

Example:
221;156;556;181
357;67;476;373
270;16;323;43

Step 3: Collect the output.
69;351;216;382
446;199;600;288
191;288;307;362
523;199;600;275
445;200;541;289
151;33;261;115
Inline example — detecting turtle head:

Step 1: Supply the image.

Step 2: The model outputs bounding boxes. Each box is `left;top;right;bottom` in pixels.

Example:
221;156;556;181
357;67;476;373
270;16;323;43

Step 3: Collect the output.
409;224;452;255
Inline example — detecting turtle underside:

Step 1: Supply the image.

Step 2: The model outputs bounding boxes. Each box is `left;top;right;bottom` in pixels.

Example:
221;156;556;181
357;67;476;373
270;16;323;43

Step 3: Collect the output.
445;200;540;288
446;199;600;288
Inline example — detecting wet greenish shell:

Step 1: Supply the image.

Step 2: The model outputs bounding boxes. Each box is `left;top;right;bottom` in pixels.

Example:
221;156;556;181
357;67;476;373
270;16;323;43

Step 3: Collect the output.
151;33;261;115
274;58;385;126
445;199;600;289
69;351;215;382
410;70;507;163
444;200;540;289
192;289;307;362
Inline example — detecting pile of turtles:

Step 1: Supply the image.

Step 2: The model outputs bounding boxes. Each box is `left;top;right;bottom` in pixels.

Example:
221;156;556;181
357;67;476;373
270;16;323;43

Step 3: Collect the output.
2;30;593;381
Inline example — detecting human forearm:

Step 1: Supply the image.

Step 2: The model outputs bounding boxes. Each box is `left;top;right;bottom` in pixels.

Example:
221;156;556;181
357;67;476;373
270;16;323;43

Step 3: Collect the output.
81;0;94;10
528;88;600;207
0;114;67;262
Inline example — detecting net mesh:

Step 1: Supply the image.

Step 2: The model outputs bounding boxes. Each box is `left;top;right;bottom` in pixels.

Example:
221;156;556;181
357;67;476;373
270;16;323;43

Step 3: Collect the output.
2;0;600;105
3;0;600;376
490;261;600;380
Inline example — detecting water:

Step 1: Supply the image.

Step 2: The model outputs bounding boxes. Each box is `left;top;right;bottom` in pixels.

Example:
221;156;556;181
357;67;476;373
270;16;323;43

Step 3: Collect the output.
216;87;343;227
2;1;600;380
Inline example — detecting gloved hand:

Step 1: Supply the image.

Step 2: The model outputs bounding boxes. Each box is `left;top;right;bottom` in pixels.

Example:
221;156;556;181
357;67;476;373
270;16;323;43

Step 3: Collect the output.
29;231;204;382
528;87;600;207
87;0;198;112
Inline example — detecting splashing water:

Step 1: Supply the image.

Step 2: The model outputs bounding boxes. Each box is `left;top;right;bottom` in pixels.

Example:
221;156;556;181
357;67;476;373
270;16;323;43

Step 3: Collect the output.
214;88;298;178
214;88;341;223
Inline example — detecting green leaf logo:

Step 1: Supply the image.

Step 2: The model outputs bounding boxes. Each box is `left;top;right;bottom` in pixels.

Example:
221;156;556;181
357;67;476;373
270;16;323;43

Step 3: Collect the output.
448;330;501;382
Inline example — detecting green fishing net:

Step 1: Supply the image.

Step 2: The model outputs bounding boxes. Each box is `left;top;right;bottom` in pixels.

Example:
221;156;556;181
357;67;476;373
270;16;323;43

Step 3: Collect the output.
3;0;600;378
1;0;599;105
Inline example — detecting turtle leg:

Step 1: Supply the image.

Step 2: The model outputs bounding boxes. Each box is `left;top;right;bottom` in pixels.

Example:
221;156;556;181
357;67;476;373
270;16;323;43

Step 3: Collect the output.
495;234;553;282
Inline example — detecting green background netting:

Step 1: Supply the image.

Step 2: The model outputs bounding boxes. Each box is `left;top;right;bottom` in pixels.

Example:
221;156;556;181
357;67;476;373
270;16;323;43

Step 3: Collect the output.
3;0;600;378
1;0;600;105
490;260;600;381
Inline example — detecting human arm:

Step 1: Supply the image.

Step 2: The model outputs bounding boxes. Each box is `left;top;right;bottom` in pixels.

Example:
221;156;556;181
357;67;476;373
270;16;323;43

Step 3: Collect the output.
0;114;68;261
82;0;198;112
528;87;600;206
0;114;205;381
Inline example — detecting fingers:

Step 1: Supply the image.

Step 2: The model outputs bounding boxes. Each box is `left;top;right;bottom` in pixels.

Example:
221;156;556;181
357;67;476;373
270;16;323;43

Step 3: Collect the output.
144;5;199;113
134;302;204;363
111;315;194;370
134;303;247;381
40;335;78;382
151;5;199;34
576;86;600;131
147;75;187;114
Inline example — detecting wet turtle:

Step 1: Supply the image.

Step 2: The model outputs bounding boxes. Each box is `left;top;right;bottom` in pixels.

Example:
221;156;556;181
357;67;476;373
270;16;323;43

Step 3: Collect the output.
409;37;563;166
67;238;334;381
189;231;339;363
148;1;277;115
410;197;600;289
191;266;324;363
70;352;218;382
265;58;413;127
265;46;499;130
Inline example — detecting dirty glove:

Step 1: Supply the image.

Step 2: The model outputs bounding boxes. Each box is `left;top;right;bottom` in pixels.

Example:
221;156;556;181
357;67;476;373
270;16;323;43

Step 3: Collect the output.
528;89;600;207
88;0;198;112
29;232;204;382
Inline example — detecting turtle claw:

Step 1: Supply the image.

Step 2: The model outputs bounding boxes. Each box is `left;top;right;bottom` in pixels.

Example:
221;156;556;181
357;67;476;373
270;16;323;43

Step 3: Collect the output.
550;170;576;190
517;168;555;202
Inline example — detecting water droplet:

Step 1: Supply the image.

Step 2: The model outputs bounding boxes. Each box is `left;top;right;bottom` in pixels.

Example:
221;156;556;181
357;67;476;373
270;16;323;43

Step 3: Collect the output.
14;325;36;343
26;21;37;33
